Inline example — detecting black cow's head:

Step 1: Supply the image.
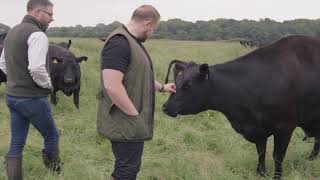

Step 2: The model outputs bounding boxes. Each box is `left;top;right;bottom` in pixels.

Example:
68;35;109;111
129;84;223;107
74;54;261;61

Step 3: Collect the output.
49;42;88;91
49;45;87;95
163;60;212;117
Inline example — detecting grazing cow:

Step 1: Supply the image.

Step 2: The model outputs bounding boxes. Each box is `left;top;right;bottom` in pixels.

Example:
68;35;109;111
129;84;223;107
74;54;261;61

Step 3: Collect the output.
239;39;248;47
49;40;88;108
240;39;259;48
163;35;320;179
248;41;259;48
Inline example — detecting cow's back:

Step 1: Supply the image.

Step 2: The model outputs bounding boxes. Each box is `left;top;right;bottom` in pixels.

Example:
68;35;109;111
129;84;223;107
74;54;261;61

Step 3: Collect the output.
212;36;320;138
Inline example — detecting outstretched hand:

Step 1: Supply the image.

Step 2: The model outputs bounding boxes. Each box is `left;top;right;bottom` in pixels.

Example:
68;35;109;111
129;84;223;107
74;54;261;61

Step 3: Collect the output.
163;83;176;93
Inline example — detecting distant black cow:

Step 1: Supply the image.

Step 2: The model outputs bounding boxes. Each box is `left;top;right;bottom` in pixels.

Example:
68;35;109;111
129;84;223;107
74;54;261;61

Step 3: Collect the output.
239;39;248;47
240;39;259;48
163;35;320;179
49;40;88;108
249;41;259;48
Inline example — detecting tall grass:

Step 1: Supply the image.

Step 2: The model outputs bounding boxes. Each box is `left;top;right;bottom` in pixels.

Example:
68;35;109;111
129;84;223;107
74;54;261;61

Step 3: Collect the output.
0;38;319;180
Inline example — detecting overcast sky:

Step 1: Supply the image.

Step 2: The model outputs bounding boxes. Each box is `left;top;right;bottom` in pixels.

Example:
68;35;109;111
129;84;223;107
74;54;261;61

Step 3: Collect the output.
1;0;319;27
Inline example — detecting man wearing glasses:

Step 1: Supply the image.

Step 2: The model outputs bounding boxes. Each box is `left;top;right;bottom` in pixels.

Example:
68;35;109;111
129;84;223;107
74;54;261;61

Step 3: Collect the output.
0;0;61;179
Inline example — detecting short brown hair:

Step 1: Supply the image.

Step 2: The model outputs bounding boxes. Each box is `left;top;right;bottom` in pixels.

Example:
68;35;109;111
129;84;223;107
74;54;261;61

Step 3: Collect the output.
27;0;53;11
131;5;160;23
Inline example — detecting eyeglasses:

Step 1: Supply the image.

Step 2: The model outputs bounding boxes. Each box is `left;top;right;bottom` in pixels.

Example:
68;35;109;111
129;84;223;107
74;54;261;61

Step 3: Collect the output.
39;9;53;17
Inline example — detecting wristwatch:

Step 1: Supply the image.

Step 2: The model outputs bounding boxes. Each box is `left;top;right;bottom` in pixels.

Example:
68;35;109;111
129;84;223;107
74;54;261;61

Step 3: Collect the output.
160;84;164;92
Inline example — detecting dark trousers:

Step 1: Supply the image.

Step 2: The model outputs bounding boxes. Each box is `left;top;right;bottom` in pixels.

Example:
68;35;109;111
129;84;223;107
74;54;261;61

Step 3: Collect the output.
111;141;144;180
5;95;59;155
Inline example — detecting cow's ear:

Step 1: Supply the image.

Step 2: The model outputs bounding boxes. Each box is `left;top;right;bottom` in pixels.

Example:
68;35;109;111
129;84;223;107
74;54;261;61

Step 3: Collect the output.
67;40;72;49
100;37;106;42
51;57;63;64
165;59;188;84
173;63;187;82
199;63;210;80
76;56;88;63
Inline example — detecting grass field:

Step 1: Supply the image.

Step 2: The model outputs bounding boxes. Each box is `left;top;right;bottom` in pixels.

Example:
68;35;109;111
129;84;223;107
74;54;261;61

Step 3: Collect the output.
0;38;319;180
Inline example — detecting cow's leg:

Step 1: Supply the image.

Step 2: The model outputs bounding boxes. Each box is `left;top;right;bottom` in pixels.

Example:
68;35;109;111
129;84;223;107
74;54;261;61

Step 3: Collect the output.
73;89;80;109
51;89;58;105
272;128;293;180
256;138;267;177
308;136;320;161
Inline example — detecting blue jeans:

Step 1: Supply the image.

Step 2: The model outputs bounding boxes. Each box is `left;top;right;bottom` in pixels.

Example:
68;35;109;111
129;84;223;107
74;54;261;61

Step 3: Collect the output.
5;95;59;156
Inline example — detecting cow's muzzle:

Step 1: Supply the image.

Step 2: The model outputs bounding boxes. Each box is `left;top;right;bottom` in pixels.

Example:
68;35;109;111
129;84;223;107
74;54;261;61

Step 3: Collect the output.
64;78;74;84
162;103;168;113
162;102;178;117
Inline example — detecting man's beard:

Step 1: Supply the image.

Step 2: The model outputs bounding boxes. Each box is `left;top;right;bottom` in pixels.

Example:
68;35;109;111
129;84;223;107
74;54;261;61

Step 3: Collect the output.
136;33;148;42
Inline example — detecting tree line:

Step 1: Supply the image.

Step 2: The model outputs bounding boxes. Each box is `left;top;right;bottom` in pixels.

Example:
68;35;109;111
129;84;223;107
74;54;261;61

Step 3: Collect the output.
14;18;320;44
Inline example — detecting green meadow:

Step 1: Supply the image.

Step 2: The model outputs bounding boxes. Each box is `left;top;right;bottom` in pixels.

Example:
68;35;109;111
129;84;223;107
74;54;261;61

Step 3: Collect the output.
0;38;319;180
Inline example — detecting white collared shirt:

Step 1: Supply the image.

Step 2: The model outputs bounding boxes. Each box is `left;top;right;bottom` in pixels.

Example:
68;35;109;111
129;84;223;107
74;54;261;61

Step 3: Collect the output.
0;31;52;89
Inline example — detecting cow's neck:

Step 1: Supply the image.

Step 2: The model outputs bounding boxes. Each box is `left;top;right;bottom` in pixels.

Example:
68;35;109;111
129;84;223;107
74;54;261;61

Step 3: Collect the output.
207;63;249;122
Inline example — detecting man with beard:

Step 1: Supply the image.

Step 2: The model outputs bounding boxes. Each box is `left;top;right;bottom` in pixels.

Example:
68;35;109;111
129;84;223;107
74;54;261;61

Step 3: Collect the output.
97;5;176;180
0;0;62;179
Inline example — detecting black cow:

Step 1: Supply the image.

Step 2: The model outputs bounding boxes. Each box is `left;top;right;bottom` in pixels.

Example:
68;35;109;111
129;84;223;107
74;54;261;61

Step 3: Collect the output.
0;45;7;85
49;40;88;108
0;34;6;44
0;40;88;108
0;24;10;44
51;39;71;50
0;68;5;85
240;39;259;48
163;35;320;179
239;39;248;47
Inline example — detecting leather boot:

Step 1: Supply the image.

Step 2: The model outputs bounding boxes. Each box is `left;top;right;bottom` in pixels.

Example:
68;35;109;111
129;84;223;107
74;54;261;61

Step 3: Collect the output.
5;154;23;180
